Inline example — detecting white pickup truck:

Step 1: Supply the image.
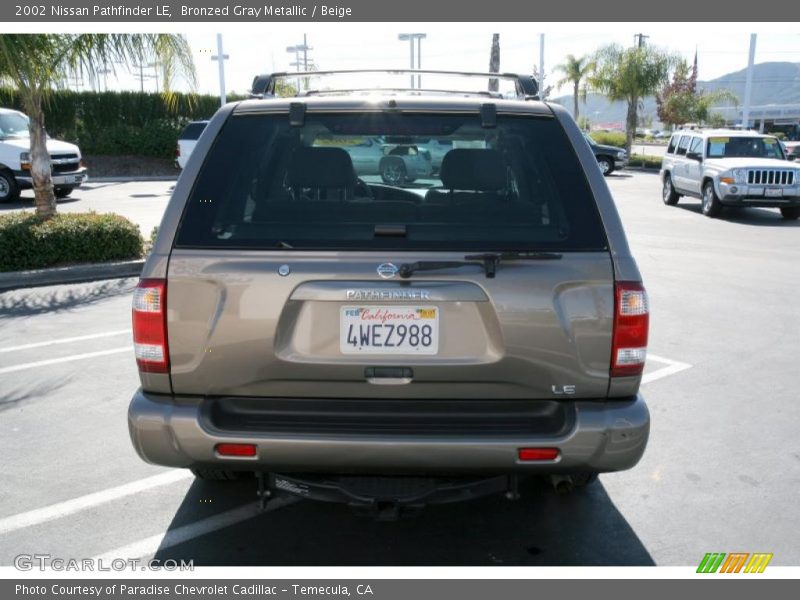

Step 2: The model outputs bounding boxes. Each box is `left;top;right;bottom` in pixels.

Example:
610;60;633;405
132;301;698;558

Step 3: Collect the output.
0;107;88;203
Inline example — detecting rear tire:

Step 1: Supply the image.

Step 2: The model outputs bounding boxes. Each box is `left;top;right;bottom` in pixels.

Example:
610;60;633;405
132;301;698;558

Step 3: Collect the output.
662;175;679;205
190;467;243;481
0;170;20;203
780;207;800;220
702;181;723;217
380;158;407;185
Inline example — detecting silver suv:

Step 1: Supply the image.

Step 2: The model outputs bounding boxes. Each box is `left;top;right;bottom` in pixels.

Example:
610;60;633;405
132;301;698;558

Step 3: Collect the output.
660;128;800;219
128;70;650;511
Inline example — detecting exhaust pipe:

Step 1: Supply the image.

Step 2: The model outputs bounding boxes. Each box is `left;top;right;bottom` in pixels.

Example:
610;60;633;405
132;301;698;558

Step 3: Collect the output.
549;474;574;494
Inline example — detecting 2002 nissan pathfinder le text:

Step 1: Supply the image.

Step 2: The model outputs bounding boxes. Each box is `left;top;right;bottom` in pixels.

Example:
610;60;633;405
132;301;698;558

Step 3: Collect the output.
128;70;650;514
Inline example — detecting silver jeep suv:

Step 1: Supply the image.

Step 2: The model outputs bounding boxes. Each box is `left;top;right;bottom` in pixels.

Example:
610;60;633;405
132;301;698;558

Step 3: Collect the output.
128;70;650;510
660;128;800;219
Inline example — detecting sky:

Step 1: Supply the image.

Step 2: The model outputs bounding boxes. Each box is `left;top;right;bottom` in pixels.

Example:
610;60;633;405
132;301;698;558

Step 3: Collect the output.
84;25;800;99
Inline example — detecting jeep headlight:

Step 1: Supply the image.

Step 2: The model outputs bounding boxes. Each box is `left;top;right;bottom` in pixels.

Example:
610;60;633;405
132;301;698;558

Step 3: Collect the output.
733;169;746;184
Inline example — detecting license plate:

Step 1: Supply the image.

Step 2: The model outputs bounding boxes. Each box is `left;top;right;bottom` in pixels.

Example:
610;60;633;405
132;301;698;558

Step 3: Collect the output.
340;306;439;354
765;187;783;197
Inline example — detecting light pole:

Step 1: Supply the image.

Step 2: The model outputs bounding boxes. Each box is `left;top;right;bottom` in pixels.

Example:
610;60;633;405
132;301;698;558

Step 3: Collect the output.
212;33;229;106
742;34;757;130
398;33;426;89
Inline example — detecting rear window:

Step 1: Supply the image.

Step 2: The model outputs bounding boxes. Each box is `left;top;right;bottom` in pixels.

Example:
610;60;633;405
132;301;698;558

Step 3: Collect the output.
179;122;208;140
175;112;607;252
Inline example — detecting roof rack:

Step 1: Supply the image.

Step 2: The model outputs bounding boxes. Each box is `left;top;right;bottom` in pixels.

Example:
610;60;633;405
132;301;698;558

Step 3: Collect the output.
250;69;539;100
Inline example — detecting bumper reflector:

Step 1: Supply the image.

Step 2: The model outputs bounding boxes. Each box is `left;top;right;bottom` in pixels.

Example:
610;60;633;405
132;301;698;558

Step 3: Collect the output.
215;443;257;457
518;448;559;461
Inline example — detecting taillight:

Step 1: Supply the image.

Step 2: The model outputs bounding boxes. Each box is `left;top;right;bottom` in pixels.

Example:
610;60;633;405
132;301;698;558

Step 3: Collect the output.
132;279;169;373
611;281;649;377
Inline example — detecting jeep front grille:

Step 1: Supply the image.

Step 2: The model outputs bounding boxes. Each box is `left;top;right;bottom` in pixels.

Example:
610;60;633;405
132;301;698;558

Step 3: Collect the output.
747;169;795;185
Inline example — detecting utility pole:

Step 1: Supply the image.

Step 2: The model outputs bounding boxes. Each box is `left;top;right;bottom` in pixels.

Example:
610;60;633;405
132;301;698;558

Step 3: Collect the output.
287;37;312;91
634;33;649;48
399;34;425;89
742;33;757;130
212;33;229;106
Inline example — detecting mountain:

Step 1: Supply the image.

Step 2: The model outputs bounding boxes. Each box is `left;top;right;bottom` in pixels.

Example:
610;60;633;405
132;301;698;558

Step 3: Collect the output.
551;61;800;128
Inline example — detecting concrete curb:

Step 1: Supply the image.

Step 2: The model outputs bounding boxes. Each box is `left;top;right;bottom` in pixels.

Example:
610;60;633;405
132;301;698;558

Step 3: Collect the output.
0;259;144;292
88;175;179;183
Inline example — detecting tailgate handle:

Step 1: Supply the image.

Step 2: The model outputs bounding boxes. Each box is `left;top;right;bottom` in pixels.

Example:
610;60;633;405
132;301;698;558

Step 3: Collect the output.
365;367;413;385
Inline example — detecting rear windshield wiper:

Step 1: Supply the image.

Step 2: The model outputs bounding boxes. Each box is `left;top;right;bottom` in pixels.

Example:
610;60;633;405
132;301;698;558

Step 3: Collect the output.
399;251;562;279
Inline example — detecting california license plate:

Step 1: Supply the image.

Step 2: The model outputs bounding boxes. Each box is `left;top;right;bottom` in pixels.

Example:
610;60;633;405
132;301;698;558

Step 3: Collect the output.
340;306;439;354
765;187;783;197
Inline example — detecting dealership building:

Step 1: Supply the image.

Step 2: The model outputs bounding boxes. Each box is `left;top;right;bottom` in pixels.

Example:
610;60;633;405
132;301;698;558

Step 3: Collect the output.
714;103;800;138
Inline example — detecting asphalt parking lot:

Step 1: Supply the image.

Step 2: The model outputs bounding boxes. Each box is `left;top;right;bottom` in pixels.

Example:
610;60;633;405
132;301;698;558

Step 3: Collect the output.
1;171;799;566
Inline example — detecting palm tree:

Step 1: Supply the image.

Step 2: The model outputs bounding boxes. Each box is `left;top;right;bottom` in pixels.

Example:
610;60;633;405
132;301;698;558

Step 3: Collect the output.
554;54;594;121
0;34;196;217
589;44;678;153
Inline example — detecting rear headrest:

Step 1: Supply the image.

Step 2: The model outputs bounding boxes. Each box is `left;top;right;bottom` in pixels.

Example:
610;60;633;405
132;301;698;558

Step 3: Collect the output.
440;149;506;191
287;147;356;188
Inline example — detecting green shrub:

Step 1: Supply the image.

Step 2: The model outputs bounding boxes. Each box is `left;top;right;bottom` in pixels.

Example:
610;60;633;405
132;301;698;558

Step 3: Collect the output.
0;212;144;272
629;154;663;169
589;131;627;148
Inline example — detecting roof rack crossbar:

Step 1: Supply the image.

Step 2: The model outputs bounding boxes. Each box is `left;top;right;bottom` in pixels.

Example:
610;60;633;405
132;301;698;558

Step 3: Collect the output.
301;87;505;99
251;69;539;100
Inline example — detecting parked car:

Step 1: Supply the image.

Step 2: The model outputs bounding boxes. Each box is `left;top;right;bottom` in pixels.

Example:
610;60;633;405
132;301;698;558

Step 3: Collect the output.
782;140;800;162
660;128;800;219
175;120;209;169
0;107;87;202
584;133;628;175
415;138;453;173
129;71;650;513
334;136;433;184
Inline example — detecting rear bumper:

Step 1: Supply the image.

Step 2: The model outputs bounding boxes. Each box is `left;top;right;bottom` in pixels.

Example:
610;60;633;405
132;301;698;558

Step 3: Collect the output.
129;391;650;475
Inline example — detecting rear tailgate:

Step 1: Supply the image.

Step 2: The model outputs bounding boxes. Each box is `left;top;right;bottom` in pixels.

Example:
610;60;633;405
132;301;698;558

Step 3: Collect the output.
160;104;620;401
166;251;613;399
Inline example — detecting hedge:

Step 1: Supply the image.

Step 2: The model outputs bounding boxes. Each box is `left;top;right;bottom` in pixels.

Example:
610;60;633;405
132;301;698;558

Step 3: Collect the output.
589;131;627;148
629;154;663;169
0;89;248;159
0;212;144;272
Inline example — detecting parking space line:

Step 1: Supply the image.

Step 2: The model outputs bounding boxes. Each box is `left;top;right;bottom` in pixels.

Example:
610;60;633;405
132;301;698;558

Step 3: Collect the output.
0;471;192;536
642;354;692;384
0;330;131;353
0;346;132;375
93;497;297;561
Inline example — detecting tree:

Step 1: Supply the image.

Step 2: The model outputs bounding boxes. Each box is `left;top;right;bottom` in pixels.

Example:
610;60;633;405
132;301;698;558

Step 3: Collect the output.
589;43;678;152
554;54;594;121
488;34;500;92
656;59;737;129
0;34;196;217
